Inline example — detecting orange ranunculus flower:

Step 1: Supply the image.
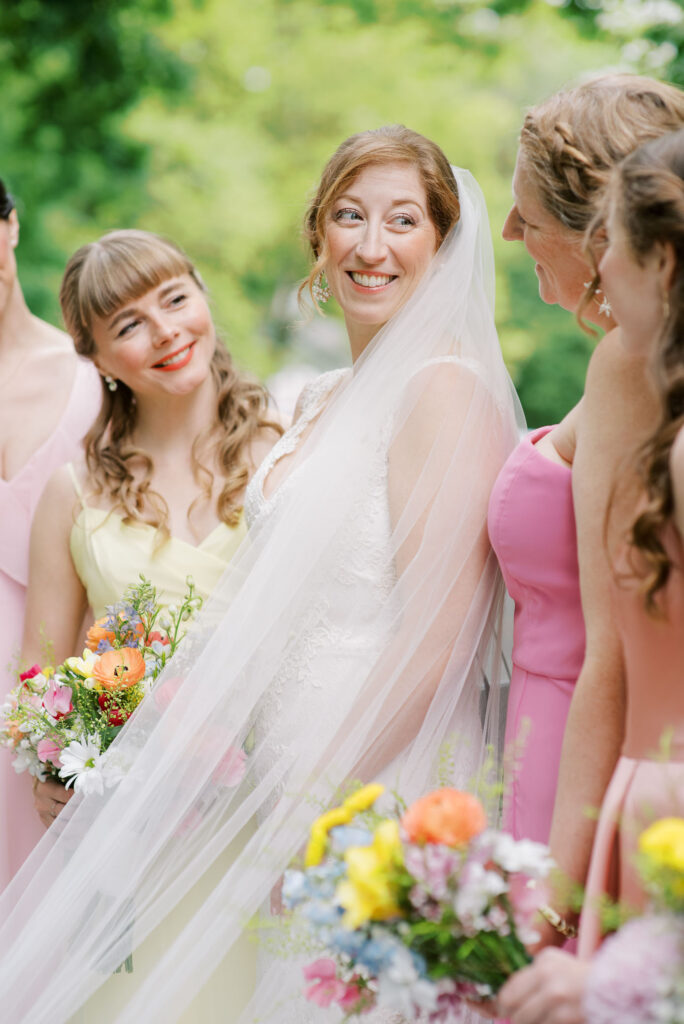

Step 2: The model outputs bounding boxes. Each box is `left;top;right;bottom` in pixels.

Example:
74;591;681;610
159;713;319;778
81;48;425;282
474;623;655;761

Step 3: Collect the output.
92;648;146;690
401;788;487;847
85;618;117;652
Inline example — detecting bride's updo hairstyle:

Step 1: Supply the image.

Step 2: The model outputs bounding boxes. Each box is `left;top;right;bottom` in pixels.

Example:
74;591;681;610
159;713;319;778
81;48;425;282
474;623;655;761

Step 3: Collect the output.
301;124;460;309
608;130;684;611
60;229;281;538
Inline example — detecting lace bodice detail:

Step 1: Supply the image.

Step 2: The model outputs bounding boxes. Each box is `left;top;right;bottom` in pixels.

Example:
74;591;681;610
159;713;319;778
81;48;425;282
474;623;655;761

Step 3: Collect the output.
244;368;399;796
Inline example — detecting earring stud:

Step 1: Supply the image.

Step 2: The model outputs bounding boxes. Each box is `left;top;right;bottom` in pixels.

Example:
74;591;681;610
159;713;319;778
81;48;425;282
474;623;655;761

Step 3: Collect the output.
104;374;118;392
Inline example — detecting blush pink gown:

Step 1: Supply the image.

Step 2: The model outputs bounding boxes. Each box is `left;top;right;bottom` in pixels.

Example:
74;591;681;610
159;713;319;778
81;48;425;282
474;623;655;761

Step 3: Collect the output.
578;530;684;956
488;426;585;844
0;357;100;891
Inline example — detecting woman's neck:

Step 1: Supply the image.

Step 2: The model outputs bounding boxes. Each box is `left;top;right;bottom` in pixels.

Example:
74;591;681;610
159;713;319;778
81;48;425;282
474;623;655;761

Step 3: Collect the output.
0;283;38;356
131;374;219;460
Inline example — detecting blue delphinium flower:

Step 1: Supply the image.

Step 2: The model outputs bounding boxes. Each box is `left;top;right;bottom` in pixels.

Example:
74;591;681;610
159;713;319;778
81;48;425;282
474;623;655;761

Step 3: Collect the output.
329;825;374;854
303;901;344;927
282;870;311;909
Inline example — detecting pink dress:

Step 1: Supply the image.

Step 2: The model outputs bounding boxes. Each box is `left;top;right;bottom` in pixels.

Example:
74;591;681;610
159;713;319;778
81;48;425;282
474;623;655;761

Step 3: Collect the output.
488;426;585;843
578;531;684;956
0;357;100;891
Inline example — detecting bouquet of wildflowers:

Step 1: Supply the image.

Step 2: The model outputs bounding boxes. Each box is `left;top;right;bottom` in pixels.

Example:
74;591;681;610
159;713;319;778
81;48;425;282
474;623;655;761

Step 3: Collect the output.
0;576;202;795
283;784;554;1020
584;817;684;1024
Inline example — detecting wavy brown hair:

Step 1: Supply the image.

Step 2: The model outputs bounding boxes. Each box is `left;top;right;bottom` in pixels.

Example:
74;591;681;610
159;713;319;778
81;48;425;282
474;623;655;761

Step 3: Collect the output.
299;125;460;309
60;229;281;539
606;130;684;612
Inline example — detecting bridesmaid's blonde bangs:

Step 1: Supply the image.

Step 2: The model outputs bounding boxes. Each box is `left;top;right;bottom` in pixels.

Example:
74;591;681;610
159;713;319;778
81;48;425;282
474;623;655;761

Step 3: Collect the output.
61;230;196;353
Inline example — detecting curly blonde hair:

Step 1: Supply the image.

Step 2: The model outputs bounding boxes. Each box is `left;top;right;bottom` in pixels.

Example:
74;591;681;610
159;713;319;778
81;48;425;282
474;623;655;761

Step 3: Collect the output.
299;125;460;310
605;131;684;613
60;229;281;539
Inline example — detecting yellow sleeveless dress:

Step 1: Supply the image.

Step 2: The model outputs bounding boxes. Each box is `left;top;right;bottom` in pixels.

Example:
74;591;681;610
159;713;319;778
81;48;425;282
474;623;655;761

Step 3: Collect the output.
66;465;257;1023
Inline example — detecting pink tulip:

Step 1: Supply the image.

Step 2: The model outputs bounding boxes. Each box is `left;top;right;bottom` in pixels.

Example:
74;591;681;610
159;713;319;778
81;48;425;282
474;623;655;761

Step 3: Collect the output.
36;738;62;766
42;680;73;720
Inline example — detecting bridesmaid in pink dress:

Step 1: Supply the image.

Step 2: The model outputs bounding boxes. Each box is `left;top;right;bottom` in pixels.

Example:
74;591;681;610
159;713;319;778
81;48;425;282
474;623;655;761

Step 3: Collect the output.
488;425;584;844
0;178;100;890
498;127;684;1024
489;77;684;871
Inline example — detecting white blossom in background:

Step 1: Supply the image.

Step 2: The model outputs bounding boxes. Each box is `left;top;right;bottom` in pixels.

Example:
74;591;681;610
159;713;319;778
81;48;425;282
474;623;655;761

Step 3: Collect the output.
596;0;683;34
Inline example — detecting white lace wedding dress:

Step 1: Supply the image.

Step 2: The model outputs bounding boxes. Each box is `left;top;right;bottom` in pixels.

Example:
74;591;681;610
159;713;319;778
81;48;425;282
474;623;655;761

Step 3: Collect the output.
242;365;482;1024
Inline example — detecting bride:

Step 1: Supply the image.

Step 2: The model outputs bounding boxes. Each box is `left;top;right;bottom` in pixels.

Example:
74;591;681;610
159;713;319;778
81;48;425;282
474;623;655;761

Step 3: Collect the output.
0;126;521;1022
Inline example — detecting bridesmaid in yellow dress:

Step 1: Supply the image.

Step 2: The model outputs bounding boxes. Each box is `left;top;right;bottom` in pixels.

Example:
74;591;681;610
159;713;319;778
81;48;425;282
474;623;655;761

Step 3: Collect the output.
499;128;684;1024
19;229;281;1023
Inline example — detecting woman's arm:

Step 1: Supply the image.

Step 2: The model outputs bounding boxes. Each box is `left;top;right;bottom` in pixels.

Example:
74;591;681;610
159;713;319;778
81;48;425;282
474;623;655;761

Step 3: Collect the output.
349;361;511;781
547;330;657;912
22;466;88;827
21;466;88;667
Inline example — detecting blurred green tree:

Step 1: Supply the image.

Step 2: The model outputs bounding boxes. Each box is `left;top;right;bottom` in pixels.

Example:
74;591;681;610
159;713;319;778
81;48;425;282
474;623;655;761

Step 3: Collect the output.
0;0;190;318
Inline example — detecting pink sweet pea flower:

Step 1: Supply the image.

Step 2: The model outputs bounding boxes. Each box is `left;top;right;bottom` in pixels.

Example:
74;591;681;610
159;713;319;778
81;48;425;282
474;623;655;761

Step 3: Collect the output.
337;978;367;1010
20;664;42;682
303;959;348;1008
212;746;247;788
36;738;62;766
42;679;73;720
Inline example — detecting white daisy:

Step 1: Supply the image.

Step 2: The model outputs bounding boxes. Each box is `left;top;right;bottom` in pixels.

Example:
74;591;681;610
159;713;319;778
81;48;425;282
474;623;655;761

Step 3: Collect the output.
59;735;105;796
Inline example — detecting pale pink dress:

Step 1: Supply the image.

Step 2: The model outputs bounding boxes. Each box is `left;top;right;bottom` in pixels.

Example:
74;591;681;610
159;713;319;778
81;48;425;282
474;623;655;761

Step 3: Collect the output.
0;357;100;891
488;426;586;844
578;531;684;956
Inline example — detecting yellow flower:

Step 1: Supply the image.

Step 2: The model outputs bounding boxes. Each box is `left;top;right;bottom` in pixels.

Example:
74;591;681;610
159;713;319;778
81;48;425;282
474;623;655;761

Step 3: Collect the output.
342;783;385;815
64;649;98;679
305;807;353;867
639;818;684;873
337;819;403;928
303;783;385;868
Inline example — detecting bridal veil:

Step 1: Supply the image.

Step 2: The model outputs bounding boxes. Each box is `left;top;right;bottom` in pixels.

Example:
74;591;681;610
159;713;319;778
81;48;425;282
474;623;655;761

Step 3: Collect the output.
0;168;523;1022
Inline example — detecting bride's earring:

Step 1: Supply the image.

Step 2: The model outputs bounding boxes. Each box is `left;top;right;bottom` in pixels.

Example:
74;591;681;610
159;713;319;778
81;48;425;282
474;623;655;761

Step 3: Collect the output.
104;374;118;392
312;272;331;304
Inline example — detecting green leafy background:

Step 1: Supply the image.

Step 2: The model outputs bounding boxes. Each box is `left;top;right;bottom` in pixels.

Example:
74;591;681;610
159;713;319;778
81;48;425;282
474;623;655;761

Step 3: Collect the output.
2;0;682;423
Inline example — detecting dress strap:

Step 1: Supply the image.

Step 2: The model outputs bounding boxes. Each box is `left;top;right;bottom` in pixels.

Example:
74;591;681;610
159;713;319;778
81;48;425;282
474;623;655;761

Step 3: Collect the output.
67;462;87;509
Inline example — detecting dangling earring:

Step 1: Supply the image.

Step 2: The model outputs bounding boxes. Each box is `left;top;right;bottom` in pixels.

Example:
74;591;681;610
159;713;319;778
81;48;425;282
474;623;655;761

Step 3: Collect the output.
312;272;331;304
597;291;612;318
104;374;118;392
584;280;612;318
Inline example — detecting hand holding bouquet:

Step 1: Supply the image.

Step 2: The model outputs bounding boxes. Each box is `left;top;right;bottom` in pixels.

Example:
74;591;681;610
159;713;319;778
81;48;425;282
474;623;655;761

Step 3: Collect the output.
1;576;201;796
283;784;554;1020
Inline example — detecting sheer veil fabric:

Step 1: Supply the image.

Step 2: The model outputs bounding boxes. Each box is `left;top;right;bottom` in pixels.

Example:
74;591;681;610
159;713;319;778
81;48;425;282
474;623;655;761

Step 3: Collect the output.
0;169;523;1022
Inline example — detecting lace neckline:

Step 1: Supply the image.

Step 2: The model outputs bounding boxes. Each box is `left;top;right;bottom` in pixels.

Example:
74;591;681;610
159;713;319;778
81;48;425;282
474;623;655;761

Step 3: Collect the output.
245;368;350;524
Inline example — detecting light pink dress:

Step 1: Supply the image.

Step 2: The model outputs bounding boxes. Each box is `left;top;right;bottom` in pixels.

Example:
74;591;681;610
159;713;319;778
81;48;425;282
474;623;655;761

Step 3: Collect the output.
578;530;684;956
488;426;586;844
0;357;100;891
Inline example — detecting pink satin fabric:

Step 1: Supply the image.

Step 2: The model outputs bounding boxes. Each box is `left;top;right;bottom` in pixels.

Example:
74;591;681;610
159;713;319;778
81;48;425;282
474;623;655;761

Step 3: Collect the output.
488;426;585;844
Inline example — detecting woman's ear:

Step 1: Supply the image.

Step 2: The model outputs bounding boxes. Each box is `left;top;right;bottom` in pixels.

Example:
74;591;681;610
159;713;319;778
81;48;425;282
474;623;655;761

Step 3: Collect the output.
8;209;19;249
